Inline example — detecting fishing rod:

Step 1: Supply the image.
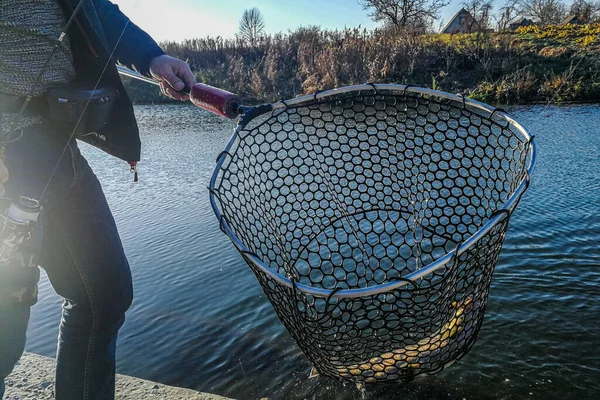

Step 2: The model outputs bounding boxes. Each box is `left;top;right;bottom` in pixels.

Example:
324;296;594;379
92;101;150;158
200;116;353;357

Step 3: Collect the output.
116;65;243;119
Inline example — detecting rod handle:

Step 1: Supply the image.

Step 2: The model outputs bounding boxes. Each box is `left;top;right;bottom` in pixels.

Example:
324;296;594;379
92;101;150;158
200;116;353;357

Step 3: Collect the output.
189;83;241;119
117;66;241;118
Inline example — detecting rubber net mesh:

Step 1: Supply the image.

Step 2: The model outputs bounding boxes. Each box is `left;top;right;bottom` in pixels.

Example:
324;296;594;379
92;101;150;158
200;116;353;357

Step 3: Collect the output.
212;88;531;383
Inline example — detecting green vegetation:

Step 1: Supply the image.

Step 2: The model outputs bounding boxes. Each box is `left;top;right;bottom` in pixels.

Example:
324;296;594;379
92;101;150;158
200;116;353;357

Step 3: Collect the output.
122;23;600;106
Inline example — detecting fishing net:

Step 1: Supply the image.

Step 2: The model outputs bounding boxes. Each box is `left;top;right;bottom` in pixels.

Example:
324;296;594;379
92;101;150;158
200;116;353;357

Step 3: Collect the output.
209;85;534;384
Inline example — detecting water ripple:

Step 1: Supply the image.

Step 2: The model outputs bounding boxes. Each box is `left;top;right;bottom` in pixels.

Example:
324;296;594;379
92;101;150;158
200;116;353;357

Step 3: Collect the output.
25;104;600;400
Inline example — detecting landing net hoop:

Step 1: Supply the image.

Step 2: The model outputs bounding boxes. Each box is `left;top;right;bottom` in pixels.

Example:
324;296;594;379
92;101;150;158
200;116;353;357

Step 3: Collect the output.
209;84;535;383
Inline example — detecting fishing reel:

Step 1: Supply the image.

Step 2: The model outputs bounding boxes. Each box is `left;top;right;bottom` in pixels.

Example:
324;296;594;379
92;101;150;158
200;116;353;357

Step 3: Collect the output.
0;197;41;265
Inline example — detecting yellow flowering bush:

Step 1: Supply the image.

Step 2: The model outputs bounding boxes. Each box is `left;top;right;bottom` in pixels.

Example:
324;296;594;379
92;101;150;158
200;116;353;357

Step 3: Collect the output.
516;23;600;48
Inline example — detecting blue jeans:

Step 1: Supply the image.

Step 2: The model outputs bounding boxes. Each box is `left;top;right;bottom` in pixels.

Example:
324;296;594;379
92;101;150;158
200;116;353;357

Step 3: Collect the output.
0;124;133;399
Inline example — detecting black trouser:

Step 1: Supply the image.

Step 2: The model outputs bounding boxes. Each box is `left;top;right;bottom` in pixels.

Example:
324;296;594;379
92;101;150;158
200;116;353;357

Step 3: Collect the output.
0;123;133;400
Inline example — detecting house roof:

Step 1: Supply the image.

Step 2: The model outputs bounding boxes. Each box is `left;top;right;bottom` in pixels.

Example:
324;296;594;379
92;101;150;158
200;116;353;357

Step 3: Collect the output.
442;8;476;33
510;17;534;25
561;15;582;24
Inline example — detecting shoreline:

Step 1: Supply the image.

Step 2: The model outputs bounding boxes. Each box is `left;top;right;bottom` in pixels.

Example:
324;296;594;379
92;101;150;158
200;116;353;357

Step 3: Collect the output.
4;353;234;400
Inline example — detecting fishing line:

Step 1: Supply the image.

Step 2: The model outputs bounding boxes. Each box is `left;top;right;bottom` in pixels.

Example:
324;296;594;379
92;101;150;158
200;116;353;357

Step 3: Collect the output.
2;0;86;144
531;34;599;122
489;34;600;289
535;53;593;117
37;0;142;201
468;32;596;126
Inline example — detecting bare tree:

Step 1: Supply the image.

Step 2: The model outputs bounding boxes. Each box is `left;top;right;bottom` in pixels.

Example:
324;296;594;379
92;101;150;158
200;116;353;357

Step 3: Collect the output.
239;8;265;46
519;0;567;25
497;0;522;30
359;0;450;32
570;0;600;22
461;0;494;31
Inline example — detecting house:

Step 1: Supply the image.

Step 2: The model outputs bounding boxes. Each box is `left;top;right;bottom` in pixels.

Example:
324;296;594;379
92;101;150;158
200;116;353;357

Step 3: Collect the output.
561;15;585;25
442;8;479;34
509;17;536;30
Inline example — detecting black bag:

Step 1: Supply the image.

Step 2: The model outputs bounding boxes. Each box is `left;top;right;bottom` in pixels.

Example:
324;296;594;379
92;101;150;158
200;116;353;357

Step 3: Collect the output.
45;83;116;136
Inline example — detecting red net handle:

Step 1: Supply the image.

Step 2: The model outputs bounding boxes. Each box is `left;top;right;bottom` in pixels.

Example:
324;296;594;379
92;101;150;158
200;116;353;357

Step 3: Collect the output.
189;83;241;119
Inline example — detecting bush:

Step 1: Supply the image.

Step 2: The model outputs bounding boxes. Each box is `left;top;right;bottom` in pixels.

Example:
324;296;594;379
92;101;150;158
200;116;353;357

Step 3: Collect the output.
122;24;600;105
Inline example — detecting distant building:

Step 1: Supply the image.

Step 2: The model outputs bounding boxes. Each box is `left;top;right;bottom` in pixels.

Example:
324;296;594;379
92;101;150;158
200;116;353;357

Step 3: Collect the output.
509;18;536;30
442;8;479;34
561;15;585;25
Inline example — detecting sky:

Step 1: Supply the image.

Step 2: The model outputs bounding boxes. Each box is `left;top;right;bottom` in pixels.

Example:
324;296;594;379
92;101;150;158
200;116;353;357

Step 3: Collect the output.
112;0;575;42
111;0;466;41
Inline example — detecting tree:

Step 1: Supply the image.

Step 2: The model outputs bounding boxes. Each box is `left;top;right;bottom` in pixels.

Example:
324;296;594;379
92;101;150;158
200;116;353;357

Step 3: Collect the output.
461;0;494;31
239;8;265;46
519;0;567;25
570;0;600;22
359;0;450;32
497;0;522;30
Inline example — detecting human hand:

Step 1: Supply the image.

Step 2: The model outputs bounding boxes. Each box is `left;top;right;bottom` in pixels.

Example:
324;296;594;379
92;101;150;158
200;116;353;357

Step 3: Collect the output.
0;157;8;198
149;55;196;101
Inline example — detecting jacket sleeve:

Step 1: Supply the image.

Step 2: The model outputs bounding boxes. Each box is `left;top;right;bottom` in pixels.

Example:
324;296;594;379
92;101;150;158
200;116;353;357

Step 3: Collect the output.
93;0;165;77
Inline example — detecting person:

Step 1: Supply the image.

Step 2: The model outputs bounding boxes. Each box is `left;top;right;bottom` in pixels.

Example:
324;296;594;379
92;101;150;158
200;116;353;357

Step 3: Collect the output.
0;1;196;399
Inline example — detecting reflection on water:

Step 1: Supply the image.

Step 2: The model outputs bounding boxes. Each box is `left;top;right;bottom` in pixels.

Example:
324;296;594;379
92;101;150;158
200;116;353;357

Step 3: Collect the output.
26;104;600;399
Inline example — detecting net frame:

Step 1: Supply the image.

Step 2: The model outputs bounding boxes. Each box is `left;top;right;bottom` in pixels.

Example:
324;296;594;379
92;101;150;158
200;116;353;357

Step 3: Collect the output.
208;84;536;383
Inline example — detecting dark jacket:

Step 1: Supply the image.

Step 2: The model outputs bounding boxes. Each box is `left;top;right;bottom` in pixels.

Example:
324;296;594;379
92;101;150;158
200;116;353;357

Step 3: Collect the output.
58;0;165;163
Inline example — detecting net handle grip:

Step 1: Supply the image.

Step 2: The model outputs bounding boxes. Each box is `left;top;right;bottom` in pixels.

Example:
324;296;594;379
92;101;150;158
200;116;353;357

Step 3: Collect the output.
116;65;241;119
188;83;241;119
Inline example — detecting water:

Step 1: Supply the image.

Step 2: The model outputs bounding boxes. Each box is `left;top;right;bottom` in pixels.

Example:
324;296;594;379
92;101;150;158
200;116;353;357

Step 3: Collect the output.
24;103;600;399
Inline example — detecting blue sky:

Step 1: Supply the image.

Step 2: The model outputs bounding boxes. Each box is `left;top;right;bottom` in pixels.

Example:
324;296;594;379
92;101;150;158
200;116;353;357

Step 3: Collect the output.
112;0;574;42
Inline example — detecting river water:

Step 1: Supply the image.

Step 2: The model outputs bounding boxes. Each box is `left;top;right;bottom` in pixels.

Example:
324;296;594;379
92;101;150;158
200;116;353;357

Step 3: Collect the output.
25;103;600;399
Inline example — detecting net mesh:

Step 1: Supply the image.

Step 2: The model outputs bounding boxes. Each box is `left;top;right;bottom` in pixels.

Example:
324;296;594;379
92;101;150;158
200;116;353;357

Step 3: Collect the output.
211;87;532;383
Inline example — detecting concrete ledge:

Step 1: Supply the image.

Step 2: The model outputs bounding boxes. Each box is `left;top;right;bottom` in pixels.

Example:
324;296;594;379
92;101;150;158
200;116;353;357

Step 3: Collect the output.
5;352;234;400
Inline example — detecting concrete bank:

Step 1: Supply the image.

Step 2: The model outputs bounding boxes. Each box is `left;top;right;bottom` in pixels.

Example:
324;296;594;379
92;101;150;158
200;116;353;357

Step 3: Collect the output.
4;352;234;400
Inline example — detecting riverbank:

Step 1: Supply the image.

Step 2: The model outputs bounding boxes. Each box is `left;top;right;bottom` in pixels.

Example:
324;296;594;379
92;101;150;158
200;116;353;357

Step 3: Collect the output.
4;353;234;400
122;23;600;106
